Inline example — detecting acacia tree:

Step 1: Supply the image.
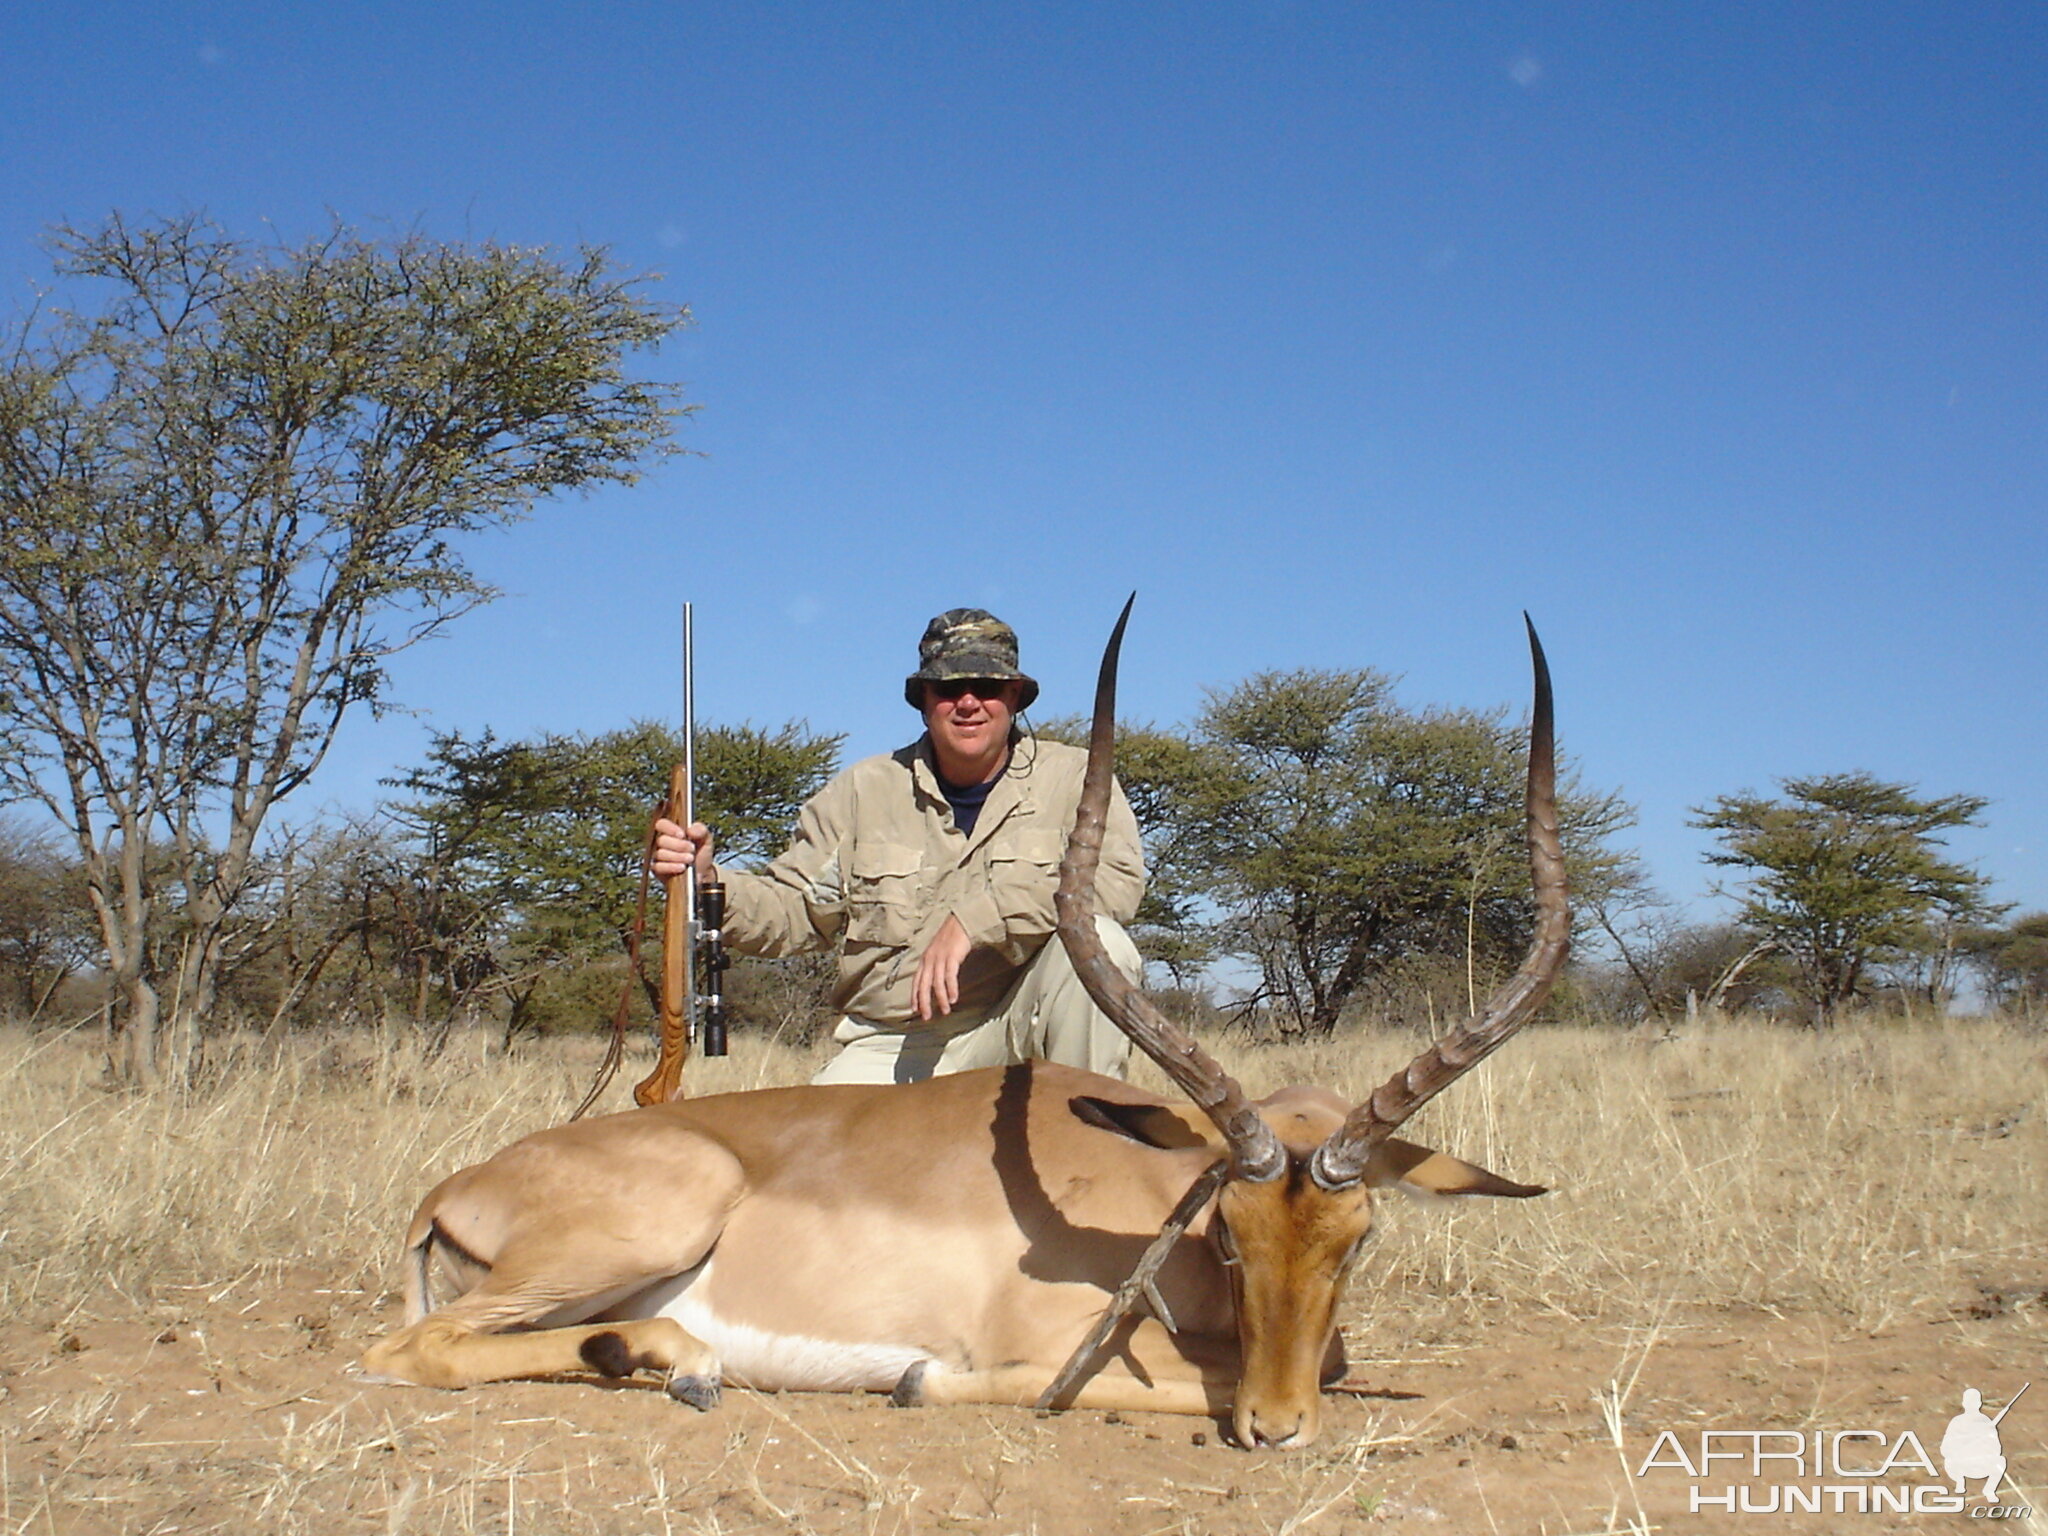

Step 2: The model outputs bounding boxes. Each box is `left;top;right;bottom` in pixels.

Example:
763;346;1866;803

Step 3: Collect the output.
0;213;690;1083
1035;717;1225;984
0;817;98;1019
1965;912;2048;1012
1690;773;1996;1023
388;719;841;1037
1182;669;1634;1034
1051;670;1630;1035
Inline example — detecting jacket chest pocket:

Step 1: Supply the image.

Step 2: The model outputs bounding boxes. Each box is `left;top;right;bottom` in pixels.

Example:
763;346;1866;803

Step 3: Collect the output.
845;842;925;947
986;828;1064;903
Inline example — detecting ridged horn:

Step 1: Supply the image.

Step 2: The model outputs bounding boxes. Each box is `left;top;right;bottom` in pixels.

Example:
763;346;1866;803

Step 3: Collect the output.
1309;616;1570;1190
1055;595;1287;1183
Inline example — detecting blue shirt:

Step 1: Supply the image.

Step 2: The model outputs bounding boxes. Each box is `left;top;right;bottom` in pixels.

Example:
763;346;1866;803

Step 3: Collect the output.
937;766;1003;835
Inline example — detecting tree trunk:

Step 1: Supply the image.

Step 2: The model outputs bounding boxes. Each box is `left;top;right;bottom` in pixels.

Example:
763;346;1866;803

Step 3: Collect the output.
121;971;163;1087
500;988;526;1054
78;819;165;1087
161;852;254;1084
1595;902;1661;1020
27;965;73;1026
263;917;367;1035
90;853;162;1087
1706;939;1775;1012
423;1007;455;1062
166;929;226;1085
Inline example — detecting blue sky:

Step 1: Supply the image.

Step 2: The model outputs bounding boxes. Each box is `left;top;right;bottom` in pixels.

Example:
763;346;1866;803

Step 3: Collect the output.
4;2;2042;925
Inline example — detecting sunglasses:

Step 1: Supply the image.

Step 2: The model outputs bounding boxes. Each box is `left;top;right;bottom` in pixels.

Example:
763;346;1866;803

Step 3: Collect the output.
925;678;1014;702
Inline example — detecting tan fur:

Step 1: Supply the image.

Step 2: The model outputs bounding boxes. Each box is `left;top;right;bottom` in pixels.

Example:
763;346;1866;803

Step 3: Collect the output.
360;1060;1538;1445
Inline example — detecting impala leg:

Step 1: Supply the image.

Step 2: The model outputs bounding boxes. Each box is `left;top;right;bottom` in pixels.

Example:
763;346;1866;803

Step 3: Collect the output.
362;1160;743;1406
898;1317;1235;1420
362;1304;723;1405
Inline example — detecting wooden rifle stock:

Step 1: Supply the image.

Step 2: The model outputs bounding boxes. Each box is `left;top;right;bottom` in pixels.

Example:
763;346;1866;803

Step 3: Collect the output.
634;764;693;1107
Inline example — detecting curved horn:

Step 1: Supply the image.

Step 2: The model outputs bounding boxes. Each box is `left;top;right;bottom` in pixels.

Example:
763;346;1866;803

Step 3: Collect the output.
1309;617;1570;1190
1055;595;1287;1183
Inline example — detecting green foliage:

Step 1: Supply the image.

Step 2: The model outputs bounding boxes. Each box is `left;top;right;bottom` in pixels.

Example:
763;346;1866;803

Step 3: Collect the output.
1964;911;2048;1010
1190;669;1630;1034
387;720;841;1033
0;819;97;1018
1691;772;1996;1022
696;723;851;863
1049;667;1635;1035
0;212;689;1080
1034;718;1223;981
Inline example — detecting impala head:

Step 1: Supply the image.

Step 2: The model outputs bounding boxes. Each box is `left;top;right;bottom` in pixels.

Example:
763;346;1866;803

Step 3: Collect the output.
1056;597;1568;1449
1208;1106;1372;1449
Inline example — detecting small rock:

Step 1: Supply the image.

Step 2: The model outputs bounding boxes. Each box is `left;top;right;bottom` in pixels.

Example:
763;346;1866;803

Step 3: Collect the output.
1191;1431;1208;1446
56;1333;84;1355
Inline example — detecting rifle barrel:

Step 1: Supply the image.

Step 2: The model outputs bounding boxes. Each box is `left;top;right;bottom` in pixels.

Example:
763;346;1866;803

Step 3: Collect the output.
1991;1381;2029;1426
681;602;699;1043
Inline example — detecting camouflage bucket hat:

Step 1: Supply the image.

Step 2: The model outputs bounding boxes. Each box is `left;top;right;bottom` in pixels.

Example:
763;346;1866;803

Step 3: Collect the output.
904;608;1040;711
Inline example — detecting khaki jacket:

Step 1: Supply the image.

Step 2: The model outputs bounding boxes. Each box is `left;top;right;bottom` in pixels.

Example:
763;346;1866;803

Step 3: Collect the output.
720;733;1146;1026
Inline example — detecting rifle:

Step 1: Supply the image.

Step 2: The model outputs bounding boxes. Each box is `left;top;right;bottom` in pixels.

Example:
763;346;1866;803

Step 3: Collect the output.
636;604;728;1107
571;607;730;1119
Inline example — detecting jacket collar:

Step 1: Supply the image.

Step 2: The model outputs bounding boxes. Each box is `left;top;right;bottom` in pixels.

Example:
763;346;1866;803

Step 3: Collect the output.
911;730;1033;844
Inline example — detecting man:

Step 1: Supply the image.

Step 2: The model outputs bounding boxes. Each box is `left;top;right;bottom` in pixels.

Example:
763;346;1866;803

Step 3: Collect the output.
654;608;1147;1084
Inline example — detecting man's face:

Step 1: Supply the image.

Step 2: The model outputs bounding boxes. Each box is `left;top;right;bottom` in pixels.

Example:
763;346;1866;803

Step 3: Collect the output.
922;678;1021;780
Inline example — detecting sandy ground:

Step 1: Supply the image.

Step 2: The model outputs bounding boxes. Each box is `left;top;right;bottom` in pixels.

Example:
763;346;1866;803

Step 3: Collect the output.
6;1267;2041;1536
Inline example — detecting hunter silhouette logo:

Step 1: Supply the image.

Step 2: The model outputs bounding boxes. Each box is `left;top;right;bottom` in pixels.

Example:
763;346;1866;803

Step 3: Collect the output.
1633;1381;2033;1518
1943;1384;2024;1501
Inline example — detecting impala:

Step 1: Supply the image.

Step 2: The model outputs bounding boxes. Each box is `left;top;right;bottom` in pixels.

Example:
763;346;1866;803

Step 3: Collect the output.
359;604;1568;1449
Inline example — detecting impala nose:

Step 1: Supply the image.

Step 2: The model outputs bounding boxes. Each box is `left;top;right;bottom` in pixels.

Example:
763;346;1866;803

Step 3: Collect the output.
1241;1410;1307;1449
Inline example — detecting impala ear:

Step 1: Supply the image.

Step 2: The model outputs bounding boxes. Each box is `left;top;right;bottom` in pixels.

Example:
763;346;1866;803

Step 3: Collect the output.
1364;1137;1548;1200
1069;1096;1217;1153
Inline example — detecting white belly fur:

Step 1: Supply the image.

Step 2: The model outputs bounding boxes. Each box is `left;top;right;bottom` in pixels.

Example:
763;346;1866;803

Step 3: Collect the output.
643;1260;930;1393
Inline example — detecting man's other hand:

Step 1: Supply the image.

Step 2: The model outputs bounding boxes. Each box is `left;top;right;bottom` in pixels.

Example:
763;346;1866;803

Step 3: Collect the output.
913;914;972;1020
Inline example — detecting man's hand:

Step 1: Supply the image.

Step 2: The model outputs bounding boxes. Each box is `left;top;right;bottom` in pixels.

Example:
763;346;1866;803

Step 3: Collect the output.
653;818;717;882
913;914;972;1020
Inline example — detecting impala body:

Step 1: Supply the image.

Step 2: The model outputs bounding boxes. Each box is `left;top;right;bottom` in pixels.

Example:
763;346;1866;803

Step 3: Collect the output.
361;605;1566;1448
364;1061;1533;1445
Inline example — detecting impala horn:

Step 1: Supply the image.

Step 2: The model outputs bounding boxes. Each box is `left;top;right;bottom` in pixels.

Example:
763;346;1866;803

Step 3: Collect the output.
1308;616;1569;1190
1055;595;1287;1183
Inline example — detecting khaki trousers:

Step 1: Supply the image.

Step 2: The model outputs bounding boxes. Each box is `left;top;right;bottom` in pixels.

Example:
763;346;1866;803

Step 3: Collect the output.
810;915;1142;1085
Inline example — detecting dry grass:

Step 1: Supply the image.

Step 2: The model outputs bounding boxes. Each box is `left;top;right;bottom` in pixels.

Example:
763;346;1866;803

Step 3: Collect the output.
3;1013;2041;1334
3;1014;2043;1535
0;1021;835;1324
1202;1015;2047;1336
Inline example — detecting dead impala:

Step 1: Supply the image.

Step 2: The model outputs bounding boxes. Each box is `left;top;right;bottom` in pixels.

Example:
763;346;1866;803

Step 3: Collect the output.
358;604;1567;1449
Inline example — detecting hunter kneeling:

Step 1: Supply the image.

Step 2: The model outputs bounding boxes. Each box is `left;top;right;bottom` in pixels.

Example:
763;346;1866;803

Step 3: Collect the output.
654;607;1146;1084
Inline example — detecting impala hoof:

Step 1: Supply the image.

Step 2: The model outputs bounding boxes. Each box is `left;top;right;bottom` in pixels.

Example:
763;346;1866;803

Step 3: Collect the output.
666;1373;722;1411
890;1361;928;1408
